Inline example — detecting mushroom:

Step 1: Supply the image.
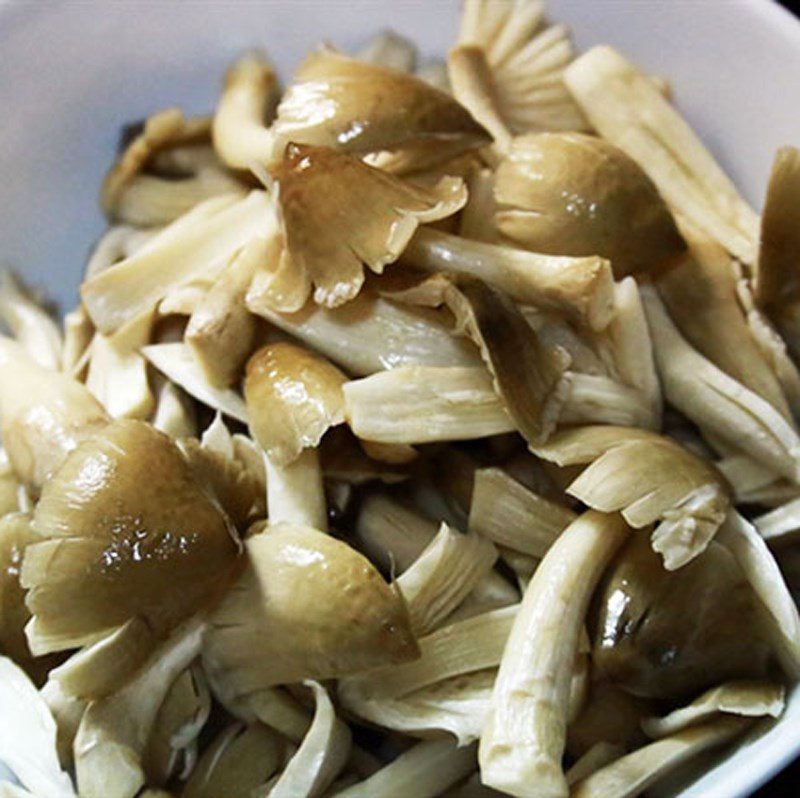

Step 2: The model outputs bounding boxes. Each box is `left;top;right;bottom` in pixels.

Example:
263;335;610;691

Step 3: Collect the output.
181;721;286;798
396;522;498;636
467;466;576;559
244;342;348;467
355;30;417;73
211;53;281;170
151;378;197;439
642;285;800;482
269;48;488;172
0;335;109;492
268;681;351;798
247;287;481;376
590;533;771;701
184;235;265;388
756;146;800;308
564;46;759;265
202;523;418;716
478;510;628;798
61;306;94;379
81;191;273;336
569;716;753;798
101;109;244;226
452;0;587;140
493;133;686;277
263;142;467;311
0;271;62;370
656;225;792;419
401;227;614;330
333;739;477;798
22;420;241;683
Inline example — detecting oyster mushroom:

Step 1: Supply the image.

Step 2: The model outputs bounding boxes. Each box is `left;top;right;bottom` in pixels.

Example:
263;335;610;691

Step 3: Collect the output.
263;143;467;311
493;133;686;276
101;109;243;226
564;46;759;265
212;53;281;170
591;534;771;701
0;335;109;492
22;420;240;682
479;510;629;798
269;48;488;171
453;0;586;138
202;523;419;694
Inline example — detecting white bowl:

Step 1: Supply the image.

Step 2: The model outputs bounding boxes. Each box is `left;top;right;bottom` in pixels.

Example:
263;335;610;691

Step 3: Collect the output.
1;0;799;795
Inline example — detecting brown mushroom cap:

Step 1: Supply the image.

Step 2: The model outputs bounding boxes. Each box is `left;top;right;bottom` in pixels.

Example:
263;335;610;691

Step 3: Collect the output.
271;48;488;164
244;342;348;466
590;534;771;701
266;142;467;309
494;133;686;277
204;523;419;691
24;420;241;653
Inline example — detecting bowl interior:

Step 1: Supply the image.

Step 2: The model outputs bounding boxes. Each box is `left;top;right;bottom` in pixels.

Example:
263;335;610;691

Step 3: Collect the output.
1;1;800;795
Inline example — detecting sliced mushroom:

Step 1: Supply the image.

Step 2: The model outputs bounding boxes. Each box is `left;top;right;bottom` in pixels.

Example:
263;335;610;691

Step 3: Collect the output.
401;227;614;330
756;146;800;308
453;0;586;137
269;681;351;798
269;48;488;170
0;335;109;492
333;738;477;798
641;680;785;739
248;287;481;376
264;142;466;310
478;510;628;798
181;721;286;798
591;534;771;701
73;618;204;798
82;191;272;335
203;523;418;694
0;271;62;370
151;378;197;439
397;522;498;636
493;133;685;276
212;52;281;170
564;46;759;265
23;420;240;676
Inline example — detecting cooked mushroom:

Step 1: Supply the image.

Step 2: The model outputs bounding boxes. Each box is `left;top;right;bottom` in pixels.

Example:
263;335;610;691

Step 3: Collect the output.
591;534;771;701
264;142;466;310
334;738;477;798
355;30;417;73
82;191;273;335
0;271;62;370
22;420;240;678
401;227;614;330
203;523;418;694
479;510;628;798
564;46;759;265
248;287;481;376
212;53;281;170
493;133;686;276
0;335;109;492
269;48;488;171
453;0;586;137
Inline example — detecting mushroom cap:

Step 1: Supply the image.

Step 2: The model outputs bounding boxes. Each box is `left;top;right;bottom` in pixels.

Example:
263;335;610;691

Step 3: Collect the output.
590;534;771;701
244;342;348;466
267;142;467;309
24;420;241;652
271;48;488;161
494;133;686;277
204;523;419;692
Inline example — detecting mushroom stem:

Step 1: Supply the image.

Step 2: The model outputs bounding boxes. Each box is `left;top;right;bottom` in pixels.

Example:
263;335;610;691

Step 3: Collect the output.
478;510;629;798
265;449;328;532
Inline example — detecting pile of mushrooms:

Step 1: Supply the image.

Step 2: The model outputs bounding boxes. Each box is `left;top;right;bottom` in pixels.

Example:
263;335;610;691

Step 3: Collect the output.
2;1;800;796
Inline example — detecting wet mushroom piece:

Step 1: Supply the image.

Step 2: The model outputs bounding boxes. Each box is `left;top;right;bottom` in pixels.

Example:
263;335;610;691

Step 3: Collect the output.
589;533;772;702
21;420;241;680
494;133;686;276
